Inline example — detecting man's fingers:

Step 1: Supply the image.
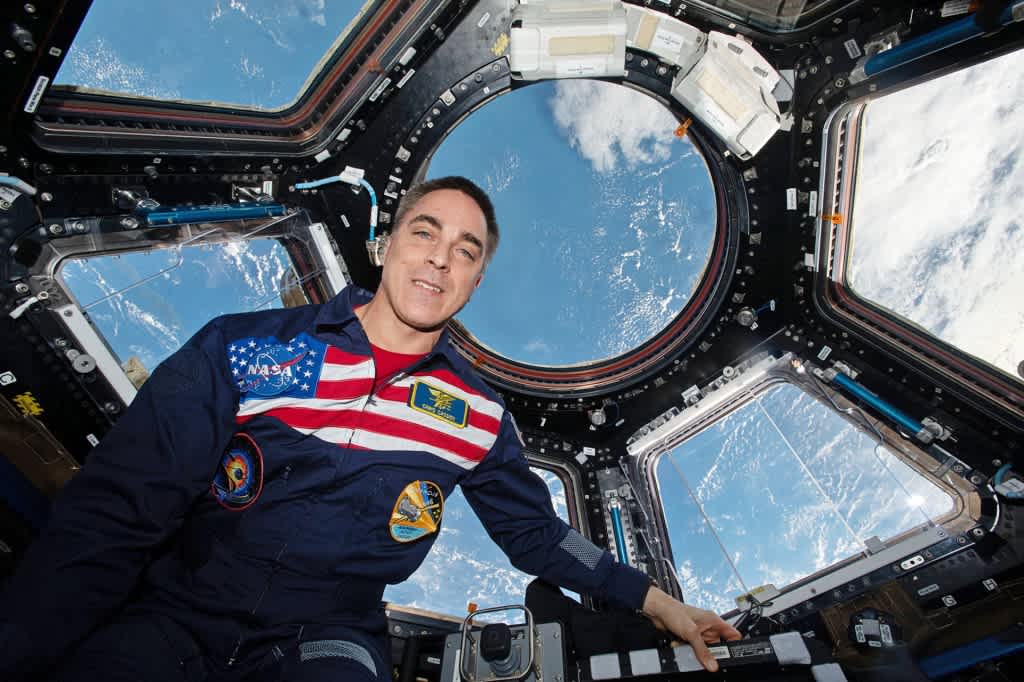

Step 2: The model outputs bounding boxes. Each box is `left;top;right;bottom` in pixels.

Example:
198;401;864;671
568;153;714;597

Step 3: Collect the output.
688;636;719;673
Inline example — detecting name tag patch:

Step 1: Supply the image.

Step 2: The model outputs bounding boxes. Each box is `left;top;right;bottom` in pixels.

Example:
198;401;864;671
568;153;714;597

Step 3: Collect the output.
390;480;444;542
408;380;469;428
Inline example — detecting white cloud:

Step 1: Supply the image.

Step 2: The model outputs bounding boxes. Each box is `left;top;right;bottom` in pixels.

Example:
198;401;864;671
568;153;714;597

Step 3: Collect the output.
485;150;521;194
849;47;1024;377
550;80;679;172
58;37;181;100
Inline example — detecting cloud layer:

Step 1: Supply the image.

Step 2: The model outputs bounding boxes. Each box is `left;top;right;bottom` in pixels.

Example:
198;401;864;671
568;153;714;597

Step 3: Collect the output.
849;48;1024;377
550;80;680;173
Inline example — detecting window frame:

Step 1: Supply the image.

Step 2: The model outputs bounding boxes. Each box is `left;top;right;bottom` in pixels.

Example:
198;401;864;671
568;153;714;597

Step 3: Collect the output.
813;53;1024;423
31;211;348;407
628;353;977;618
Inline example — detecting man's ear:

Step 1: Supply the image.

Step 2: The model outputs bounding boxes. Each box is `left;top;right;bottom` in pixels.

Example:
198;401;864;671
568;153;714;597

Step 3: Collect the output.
474;271;484;290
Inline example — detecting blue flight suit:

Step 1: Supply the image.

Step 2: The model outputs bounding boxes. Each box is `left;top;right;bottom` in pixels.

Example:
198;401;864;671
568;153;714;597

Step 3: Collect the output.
0;286;651;681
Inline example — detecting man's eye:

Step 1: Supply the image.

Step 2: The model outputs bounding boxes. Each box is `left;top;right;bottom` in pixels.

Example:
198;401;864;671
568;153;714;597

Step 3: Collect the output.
458;248;477;261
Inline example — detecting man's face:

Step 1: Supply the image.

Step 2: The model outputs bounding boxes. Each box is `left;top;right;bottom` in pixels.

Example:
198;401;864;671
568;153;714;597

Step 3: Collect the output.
378;188;488;332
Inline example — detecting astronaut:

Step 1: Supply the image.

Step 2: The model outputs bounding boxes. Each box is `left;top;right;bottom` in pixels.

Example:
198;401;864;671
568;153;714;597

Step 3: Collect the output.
0;176;739;681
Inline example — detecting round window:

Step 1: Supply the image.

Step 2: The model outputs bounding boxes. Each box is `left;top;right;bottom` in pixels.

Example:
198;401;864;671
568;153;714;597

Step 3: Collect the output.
427;79;717;369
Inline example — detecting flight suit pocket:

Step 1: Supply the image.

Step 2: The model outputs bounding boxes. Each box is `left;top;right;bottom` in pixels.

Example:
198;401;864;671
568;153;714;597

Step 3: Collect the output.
234;464;314;559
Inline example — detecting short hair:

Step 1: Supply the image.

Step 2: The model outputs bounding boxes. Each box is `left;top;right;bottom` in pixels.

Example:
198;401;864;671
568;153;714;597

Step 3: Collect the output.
392;176;500;266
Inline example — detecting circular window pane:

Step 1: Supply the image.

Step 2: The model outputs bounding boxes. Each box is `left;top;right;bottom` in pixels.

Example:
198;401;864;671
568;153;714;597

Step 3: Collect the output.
428;79;717;367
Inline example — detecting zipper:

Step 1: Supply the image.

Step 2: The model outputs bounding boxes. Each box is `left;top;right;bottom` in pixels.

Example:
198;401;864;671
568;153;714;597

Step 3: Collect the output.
348;353;439;446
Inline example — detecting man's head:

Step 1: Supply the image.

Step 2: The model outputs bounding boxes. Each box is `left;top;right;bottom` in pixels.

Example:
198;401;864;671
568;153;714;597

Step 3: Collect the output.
374;177;500;339
392;177;500;266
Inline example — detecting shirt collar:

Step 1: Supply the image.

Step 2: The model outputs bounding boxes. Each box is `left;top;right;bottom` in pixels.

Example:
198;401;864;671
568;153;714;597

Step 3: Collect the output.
314;285;463;367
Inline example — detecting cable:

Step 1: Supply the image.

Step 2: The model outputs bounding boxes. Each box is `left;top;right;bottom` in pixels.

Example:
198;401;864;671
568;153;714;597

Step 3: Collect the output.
0;175;38;196
294;167;378;239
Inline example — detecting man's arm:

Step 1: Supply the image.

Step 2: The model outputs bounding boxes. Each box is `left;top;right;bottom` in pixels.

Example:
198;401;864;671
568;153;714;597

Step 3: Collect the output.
460;412;739;672
0;319;239;679
460;413;651;610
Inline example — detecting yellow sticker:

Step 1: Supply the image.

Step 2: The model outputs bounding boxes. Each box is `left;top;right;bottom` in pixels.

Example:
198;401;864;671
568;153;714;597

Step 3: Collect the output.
14;391;43;417
491;33;509;57
390;480;444;543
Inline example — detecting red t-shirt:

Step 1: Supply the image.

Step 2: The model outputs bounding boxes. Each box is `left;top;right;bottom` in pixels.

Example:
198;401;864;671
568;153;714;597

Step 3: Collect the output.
370;343;426;388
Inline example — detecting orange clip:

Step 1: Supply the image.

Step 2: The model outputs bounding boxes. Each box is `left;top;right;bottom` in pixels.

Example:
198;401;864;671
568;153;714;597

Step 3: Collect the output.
822;213;844;225
674;117;693;138
467;602;478;614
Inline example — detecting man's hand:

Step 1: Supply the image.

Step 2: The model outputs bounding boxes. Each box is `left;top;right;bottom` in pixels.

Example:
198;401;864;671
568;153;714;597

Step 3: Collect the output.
641;586;742;673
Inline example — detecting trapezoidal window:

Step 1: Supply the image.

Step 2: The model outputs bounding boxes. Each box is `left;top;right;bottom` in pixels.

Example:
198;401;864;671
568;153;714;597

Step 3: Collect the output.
59;238;308;389
53;0;377;110
654;382;959;614
846;47;1024;385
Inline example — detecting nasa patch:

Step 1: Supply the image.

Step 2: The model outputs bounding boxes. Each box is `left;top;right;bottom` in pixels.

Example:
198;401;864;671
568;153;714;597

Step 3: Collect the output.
236;343;308;397
211;433;264;510
390;480;444;543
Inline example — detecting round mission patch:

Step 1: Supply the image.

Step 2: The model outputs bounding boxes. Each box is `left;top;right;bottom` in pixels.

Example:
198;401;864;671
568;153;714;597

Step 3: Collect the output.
211;433;264;510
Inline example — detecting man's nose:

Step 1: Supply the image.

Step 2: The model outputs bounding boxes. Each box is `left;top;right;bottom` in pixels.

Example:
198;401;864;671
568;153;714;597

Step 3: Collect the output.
427;243;450;269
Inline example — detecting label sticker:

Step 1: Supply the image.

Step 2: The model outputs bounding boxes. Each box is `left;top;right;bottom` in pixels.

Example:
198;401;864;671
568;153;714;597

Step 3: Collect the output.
86;433;100;447
917;583;940;596
0;186;20;208
24;76;50;114
390;480;444;542
808;190;819;217
14;391;43;416
844;39;862;60
652;28;684;54
786;187;798;210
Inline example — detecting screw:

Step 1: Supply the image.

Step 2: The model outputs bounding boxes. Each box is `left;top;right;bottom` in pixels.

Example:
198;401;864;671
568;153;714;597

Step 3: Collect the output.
54;337;68;348
25;4;36;13
970;475;983;485
3;50;15;60
104;402;119;414
40;192;53;202
120;216;139;229
972;527;985;537
71;221;87;233
993;459;1003;467
14;282;29;294
48;223;64;235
